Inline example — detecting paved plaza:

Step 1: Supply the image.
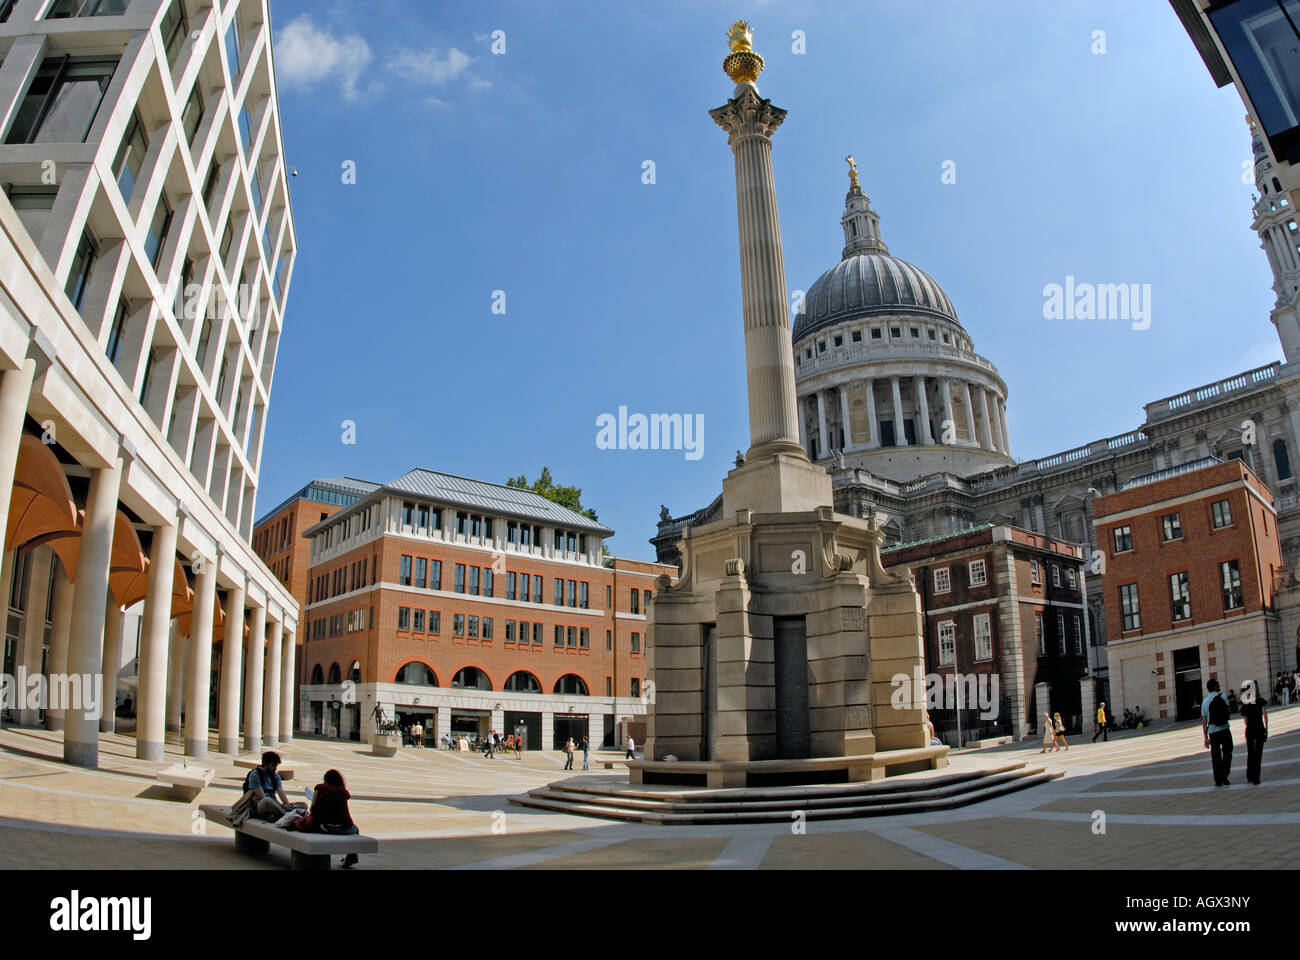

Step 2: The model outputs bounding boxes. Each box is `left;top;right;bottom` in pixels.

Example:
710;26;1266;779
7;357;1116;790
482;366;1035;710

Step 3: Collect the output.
0;706;1297;869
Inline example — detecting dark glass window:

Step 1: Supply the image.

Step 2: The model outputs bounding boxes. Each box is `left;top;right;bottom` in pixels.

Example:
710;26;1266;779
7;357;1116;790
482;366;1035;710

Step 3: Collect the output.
225;18;242;81
7;58;118;144
144;195;172;266
469;566;479;596
105;299;128;364
430;560;441;590
65;231;97;310
415;557;426;589
112;111;148;201
162;0;189;66
454;564;465;593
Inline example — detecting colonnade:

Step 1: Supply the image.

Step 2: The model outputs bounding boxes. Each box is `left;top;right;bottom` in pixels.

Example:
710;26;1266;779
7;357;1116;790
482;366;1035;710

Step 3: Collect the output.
800;374;1011;459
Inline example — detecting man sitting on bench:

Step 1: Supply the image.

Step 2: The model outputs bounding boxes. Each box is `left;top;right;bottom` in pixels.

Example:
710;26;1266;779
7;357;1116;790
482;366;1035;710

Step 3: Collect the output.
245;751;297;822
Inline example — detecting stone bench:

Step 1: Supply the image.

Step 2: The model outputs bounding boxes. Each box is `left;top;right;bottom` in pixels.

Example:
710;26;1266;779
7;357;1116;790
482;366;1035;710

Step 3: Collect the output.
199;805;378;870
156;765;215;802
232;758;300;781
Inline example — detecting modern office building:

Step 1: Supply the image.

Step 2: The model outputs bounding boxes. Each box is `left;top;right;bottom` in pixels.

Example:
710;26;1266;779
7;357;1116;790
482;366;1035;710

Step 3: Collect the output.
883;525;1088;743
0;0;299;767
294;467;675;750
1093;458;1283;723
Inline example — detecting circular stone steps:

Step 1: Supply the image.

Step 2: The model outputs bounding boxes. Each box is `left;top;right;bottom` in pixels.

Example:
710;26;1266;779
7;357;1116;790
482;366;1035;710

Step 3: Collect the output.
508;763;1063;824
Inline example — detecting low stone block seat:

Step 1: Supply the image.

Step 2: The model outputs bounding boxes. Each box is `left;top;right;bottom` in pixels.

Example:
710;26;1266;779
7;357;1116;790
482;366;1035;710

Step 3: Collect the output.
232;758;301;781
199;805;378;870
626;745;950;789
510;760;1062;824
155;764;215;802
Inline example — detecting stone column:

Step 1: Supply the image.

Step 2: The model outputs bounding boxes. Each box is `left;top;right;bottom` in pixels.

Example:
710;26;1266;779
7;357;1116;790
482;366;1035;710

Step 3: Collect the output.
44;562;73;731
986;390;1004;453
890;376;907;446
243;601;266;753
263;614;282;747
815;390;827;459
710;80;805;461
65;457;123;768
914;376;933;444
218;579;245;754
165;622;185;732
838;385;852;451
997;399;1011;459
978;389;994;451
797;396;808;455
863;378;878;448
136;517;177;761
941;378;955;444
100;601;123;733
0;360;36;550
279;625;296;743
184;553;217;757
962;381;977;446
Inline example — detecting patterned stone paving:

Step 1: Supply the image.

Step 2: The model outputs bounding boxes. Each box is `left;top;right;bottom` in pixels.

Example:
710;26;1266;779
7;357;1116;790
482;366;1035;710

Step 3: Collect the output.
1;704;1297;869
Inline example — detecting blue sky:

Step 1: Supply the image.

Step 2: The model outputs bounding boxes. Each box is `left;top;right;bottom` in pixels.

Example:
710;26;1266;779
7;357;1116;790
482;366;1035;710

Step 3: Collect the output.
258;0;1275;559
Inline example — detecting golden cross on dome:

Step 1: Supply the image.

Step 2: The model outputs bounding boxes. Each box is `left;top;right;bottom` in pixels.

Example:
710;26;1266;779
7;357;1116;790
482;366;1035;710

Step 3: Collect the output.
845;155;860;187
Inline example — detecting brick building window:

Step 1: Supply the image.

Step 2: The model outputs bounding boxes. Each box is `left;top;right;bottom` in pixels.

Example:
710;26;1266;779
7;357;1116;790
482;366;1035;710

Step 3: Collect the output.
1056;612;1066;654
973;614;992;661
454;564;465;593
1211;500;1232;528
1170;572;1191;622
968;560;987;587
579;628;589;648
567;626;577;647
467;615;479;638
415;557;426;589
453;614;465;637
413;610;424;632
1050;564;1060;587
469;567;480;596
554;625;563;646
631;632;640;653
555;579;564;606
1035;612;1045;655
644;589;652;611
1072;615;1082;655
580;582;589;609
938;621;956;665
398;607;410;630
532;623;542;644
429;610;440;634
1161;513;1182;541
430;560;441;590
506;621;515;641
484;570;494;597
400;555;412;586
606;630;612;651
1067;568;1077;590
1221;561;1243;610
567;580;576;607
933;567;951;594
631;678;640;698
1113;526;1133;552
1120;584;1140;631
606;677;612;696
1030;560;1040;585
482;617;493;639
506;571;516;600
605;585;612;607
630;589;640;614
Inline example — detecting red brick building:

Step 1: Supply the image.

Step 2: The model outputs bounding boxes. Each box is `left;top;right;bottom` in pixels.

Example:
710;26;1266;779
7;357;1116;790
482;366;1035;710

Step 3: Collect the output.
281;468;674;750
884;524;1088;743
1093;457;1282;723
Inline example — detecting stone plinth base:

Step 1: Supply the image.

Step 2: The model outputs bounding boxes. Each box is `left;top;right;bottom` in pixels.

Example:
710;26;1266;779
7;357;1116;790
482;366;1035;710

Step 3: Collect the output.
627;745;947;789
370;733;400;757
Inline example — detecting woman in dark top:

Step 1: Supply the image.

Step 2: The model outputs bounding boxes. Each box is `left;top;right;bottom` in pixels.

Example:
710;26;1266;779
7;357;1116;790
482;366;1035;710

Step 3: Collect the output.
292;769;360;867
1240;689;1269;786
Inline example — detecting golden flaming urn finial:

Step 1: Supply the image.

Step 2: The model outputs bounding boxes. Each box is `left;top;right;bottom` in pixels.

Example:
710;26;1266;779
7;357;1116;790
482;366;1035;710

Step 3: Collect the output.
724;19;764;84
845;154;860;188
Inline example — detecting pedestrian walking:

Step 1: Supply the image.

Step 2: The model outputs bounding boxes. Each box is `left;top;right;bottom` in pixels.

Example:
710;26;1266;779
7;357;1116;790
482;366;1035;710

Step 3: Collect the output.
1202;678;1234;786
563;737;575;770
1091;702;1108;742
1053;712;1069;750
581;735;590;770
1240;683;1268;785
625;735;636;760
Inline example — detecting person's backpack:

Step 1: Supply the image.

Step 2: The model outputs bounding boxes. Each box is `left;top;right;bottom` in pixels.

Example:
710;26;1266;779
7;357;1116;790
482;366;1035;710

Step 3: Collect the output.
1208;692;1230;726
242;769;256;793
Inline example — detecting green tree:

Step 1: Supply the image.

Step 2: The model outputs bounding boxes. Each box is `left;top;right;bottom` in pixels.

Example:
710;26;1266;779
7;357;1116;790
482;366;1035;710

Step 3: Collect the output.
506;466;598;522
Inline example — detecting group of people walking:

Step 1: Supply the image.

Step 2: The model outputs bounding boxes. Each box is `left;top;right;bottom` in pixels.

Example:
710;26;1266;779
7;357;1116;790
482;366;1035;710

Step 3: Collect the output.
1040;712;1069;752
1202;679;1270;787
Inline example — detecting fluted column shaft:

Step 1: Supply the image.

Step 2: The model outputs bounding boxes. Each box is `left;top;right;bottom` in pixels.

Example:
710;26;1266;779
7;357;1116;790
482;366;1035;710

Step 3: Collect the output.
712;88;804;460
978;389;994;451
986;389;1004;453
890;376;907;446
263;616;283;746
136;517;177;761
184;554;218;757
915;376;933;444
961;382;977;445
941;379;955;444
838;385;852;450
998;399;1012;459
279;627;296;743
218;581;245;754
65;458;122;768
864;379;878;448
243;602;266;752
815;391;827;458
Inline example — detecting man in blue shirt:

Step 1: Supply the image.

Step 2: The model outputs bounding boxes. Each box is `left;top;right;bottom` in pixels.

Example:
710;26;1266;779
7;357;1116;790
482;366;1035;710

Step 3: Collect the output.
247;751;294;820
1201;679;1233;787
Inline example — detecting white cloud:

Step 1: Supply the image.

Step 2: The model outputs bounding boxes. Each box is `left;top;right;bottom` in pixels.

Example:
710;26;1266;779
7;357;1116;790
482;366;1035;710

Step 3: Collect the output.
388;46;474;85
275;15;372;101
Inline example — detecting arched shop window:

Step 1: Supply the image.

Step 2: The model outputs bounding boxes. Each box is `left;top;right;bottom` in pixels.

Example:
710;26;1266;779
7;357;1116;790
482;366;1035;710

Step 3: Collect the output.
553;674;588;696
504;671;541;693
394;662;437;686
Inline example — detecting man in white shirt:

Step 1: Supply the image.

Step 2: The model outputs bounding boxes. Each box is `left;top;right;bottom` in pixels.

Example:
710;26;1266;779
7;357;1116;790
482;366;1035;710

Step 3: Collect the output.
625;736;636;760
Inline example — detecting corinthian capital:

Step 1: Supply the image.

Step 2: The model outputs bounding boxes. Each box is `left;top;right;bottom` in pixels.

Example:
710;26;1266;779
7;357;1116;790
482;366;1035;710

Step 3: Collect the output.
710;86;787;147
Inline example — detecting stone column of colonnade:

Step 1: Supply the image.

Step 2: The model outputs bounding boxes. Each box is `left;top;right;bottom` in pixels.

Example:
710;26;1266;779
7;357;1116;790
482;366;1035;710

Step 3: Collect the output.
863;379;878;448
998;398;1012;459
165;623;185;732
0;360;35;615
278;625;296;744
44;566;73;731
914;376;934;444
263;615;283;747
184;552;218;757
243;601;266;753
64;458;123;768
218;579;245;754
940;378;955;442
961;382;978;445
135;517;177;761
889;377;907;445
838;386;851;451
985;388;1006;454
100;601;124;733
815;391;827;457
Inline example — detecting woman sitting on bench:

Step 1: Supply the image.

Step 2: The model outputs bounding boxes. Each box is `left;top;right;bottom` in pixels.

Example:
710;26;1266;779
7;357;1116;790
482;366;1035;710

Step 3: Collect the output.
291;769;361;869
